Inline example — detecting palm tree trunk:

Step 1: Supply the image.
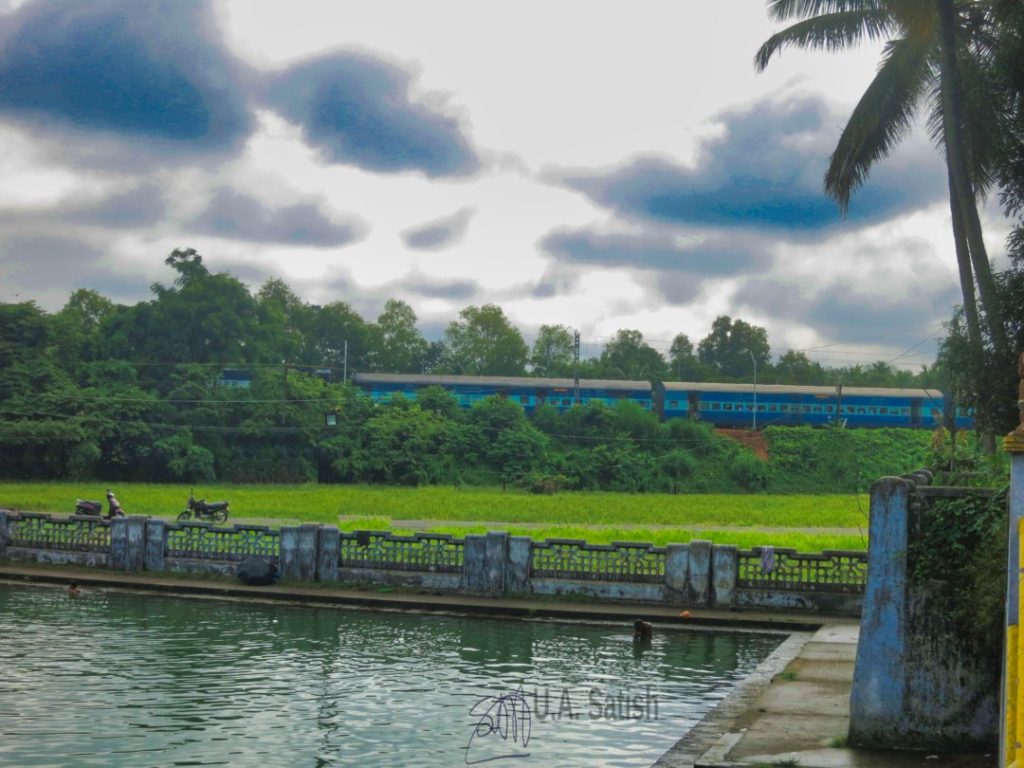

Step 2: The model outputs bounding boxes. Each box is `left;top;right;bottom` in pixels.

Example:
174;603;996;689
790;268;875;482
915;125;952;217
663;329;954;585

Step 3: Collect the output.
947;178;981;348
936;0;1007;353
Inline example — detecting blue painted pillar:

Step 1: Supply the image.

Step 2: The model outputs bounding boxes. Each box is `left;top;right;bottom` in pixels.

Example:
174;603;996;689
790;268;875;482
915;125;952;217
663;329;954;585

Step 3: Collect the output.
848;477;911;746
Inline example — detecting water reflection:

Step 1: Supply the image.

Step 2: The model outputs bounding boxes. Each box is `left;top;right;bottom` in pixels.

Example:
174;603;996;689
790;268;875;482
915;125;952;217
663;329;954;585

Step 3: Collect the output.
0;584;781;767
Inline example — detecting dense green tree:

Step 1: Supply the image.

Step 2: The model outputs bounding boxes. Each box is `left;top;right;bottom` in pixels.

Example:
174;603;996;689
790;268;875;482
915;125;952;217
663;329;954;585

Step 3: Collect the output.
530;324;576;378
772;350;827;385
257;278;314;365
697;316;770;379
668;333;702;381
312;301;370;376
442;304;528;375
53;289;115;365
597;330;668;381
369;300;429;373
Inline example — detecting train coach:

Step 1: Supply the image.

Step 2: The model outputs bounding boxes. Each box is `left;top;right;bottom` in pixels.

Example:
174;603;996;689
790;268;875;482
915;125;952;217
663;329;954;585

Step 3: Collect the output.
351;373;653;413
657;381;973;430
351;373;973;431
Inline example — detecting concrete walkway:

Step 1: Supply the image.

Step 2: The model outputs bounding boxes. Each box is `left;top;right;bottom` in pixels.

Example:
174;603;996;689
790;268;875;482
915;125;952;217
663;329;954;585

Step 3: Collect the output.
686;623;993;768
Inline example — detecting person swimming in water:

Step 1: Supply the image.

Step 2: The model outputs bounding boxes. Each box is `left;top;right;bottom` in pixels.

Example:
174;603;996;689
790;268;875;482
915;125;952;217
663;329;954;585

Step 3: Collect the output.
67;581;81;597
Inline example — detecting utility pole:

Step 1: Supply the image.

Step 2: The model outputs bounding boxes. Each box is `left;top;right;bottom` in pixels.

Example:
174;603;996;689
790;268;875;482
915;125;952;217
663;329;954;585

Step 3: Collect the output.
573;330;581;404
343;340;348;382
835;379;844;427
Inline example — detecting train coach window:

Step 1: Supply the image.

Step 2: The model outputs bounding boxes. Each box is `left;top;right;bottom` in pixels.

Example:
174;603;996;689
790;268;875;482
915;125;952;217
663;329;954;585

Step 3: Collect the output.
669;400;678;408
769;405;777;412
826;406;834;413
520;396;530;405
879;407;888;415
868;407;877;415
723;403;733;411
699;402;709;410
562;398;572;406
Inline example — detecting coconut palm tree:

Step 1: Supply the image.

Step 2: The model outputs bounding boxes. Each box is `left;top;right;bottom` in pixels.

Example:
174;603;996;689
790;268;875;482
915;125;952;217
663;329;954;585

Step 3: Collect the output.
755;0;1005;353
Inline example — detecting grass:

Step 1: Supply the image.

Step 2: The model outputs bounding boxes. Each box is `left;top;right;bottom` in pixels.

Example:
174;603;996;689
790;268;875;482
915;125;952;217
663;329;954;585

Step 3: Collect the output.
0;481;869;552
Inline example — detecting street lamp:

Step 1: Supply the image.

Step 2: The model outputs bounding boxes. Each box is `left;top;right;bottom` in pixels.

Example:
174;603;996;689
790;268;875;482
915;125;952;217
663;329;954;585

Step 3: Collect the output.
749;350;758;431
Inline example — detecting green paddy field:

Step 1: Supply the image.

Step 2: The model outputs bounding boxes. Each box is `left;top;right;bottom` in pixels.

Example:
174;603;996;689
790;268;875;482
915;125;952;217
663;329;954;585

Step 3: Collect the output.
0;482;870;552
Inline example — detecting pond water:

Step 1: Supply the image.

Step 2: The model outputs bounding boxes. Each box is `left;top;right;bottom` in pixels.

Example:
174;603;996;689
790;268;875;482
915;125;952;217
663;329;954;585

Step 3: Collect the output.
0;584;781;767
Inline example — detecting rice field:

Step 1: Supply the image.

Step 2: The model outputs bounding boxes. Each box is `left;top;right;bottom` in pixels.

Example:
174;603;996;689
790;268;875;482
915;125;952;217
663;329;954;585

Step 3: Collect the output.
0;482;870;552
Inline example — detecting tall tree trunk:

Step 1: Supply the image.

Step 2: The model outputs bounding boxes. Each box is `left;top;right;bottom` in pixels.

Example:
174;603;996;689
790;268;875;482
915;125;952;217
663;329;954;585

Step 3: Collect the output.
936;0;1007;354
948;178;981;348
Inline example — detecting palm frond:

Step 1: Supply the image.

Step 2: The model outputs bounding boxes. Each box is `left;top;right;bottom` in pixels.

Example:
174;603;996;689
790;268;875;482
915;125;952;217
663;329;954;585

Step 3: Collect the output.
927;36;1004;196
825;36;934;212
766;0;886;23
755;9;895;71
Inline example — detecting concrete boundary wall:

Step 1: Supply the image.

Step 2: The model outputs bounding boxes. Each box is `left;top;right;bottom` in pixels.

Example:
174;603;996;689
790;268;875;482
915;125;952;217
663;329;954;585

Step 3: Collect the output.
0;510;865;614
849;473;998;751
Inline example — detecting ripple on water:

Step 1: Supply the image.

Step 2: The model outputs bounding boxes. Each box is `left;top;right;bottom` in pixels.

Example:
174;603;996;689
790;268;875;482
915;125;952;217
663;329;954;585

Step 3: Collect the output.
0;584;781;767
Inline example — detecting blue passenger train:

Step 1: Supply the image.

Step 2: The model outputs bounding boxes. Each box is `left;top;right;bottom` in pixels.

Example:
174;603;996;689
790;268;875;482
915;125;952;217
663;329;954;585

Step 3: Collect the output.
352;373;653;413
351;373;973;431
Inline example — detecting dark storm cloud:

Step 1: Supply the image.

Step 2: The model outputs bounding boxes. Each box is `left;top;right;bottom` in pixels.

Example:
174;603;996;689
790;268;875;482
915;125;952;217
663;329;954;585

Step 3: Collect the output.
0;184;166;229
0;236;151;303
540;227;770;274
734;277;959;344
401;276;478;300
265;52;480;177
558;95;945;233
402;207;475;250
0;0;252;160
64;184;167;228
189;189;365;247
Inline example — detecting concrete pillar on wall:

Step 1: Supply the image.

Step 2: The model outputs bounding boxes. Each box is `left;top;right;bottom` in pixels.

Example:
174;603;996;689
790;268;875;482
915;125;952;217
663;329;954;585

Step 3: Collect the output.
0;510;9;558
687;540;712;606
665;544;689;604
111;517;147;572
711;545;738;607
462;533;510;595
849;477;912;746
145;518;165;572
279;526;314;581
317;526;340;582
484;532;509;595
507;536;532;594
462;535;487;593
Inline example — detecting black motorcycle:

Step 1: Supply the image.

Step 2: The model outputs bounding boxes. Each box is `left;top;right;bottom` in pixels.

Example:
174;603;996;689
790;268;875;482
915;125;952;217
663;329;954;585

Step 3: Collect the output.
178;489;229;523
74;489;125;519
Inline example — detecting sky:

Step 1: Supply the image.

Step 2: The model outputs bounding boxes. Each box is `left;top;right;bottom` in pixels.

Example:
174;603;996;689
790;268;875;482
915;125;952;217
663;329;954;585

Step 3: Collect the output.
0;0;1012;369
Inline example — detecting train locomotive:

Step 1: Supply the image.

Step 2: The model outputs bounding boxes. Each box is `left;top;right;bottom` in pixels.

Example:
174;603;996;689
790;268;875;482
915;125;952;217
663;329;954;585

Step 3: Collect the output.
351;373;973;431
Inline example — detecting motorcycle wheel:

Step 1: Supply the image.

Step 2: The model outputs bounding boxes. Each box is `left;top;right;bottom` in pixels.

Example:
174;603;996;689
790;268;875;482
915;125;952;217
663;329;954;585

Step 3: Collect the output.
214;509;228;524
177;511;191;522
